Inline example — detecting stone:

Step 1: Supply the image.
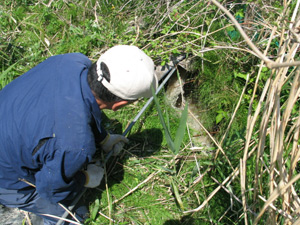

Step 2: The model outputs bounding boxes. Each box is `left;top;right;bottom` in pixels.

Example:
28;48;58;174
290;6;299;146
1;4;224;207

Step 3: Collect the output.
0;205;43;225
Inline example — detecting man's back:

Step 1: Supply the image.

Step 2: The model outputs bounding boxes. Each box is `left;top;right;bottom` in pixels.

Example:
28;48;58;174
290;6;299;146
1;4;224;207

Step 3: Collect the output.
0;53;95;202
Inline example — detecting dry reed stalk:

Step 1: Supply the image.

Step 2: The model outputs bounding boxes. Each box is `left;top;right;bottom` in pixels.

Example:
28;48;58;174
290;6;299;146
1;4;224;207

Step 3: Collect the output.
241;42;276;224
183;132;258;215
253;26;278;205
111;171;160;205
217;73;250;151
258;195;293;220
41;214;82;225
105;181;112;225
210;0;300;69
211;176;256;216
183;167;210;195
188;109;233;169
195;157;213;221
98;211;115;223
183;167;239;214
109;151;179;207
22;211;32;225
261;21;300;224
240;158;248;225
254;174;300;224
289;110;300;179
208;0;300;223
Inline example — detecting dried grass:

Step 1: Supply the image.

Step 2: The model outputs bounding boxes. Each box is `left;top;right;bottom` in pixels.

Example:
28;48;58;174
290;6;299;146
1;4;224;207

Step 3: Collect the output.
184;1;300;224
7;1;300;224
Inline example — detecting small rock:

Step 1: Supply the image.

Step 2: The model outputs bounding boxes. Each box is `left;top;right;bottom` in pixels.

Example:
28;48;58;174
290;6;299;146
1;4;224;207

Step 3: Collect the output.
0;205;43;225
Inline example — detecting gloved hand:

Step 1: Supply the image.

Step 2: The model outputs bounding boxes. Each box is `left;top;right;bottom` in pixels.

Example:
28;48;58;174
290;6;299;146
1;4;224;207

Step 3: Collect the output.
82;160;104;188
101;133;129;156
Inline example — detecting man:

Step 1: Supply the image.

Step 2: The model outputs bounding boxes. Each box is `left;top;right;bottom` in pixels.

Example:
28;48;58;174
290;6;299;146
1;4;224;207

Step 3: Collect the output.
0;45;158;224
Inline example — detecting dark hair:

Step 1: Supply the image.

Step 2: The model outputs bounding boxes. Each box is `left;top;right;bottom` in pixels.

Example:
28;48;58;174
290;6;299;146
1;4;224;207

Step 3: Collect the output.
87;62;124;102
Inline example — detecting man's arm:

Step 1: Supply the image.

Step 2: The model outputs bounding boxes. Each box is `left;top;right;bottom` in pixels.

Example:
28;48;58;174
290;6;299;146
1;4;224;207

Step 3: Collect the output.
34;140;90;204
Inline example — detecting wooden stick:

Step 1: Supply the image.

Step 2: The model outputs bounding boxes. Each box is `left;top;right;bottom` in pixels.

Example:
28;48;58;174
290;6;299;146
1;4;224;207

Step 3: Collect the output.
112;171;160;205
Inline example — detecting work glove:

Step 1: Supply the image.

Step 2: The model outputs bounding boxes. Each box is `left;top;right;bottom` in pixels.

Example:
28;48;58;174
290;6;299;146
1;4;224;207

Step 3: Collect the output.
100;133;129;156
82;160;104;188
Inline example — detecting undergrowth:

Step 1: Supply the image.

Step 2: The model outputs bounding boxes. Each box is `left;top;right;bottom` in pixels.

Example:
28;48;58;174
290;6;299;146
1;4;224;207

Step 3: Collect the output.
1;0;299;224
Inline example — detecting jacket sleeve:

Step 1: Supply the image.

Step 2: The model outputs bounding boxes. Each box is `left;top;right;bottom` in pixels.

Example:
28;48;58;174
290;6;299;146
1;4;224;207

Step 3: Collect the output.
34;139;91;204
91;120;108;144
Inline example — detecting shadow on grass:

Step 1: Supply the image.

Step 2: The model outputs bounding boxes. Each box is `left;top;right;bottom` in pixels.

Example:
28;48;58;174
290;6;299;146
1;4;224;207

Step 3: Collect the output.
164;215;199;225
126;128;163;157
102;127;163;186
83;113;164;221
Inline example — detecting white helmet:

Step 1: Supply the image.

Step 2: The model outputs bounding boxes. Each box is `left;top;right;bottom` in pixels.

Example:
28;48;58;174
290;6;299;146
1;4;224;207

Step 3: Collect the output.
96;45;158;100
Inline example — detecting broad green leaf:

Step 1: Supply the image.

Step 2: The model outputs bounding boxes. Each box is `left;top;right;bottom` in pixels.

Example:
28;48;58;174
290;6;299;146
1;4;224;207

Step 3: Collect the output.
174;103;188;154
91;199;100;220
216;113;224;124
152;87;176;153
234;71;248;80
171;179;184;211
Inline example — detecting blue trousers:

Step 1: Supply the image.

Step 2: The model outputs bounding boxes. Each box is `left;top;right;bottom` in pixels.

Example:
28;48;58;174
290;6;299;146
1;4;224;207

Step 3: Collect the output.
0;186;88;225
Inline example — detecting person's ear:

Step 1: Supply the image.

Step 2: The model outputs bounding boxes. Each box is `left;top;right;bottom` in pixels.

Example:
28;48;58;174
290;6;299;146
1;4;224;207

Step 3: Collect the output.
111;101;129;111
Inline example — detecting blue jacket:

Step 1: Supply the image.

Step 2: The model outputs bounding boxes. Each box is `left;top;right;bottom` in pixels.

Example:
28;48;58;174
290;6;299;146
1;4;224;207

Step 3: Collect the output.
0;53;107;203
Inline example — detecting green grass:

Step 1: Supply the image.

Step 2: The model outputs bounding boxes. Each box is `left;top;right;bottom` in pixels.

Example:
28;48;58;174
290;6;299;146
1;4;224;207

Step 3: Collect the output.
90;165;183;224
1;1;296;224
91;94;235;224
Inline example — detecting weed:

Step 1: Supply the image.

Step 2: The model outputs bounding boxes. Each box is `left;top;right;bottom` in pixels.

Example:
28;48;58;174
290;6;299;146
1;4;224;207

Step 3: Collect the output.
1;1;299;224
